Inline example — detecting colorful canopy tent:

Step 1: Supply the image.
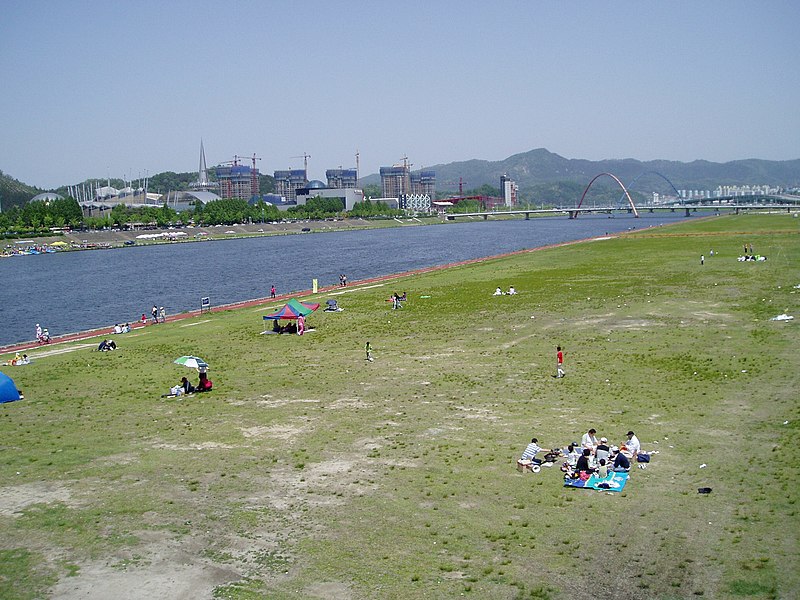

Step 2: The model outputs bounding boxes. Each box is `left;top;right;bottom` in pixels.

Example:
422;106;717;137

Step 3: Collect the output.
263;298;320;321
0;371;22;404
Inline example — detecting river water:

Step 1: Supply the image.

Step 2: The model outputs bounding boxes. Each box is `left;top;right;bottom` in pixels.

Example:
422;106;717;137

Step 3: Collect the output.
1;214;693;346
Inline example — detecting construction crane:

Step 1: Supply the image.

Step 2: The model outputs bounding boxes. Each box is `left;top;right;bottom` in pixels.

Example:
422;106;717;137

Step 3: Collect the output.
242;154;261;169
392;155;412;170
441;177;466;195
219;155;242;167
290;153;312;175
220;154;260;168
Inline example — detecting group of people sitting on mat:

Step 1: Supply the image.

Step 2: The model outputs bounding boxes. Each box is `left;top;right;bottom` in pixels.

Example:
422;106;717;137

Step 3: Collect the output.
519;428;654;479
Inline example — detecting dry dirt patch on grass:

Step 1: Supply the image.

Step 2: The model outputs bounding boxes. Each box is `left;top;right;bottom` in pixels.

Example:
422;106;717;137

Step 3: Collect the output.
454;405;500;420
50;531;240;600
0;481;74;517
90;452;140;467
304;581;352;599
326;396;373;410
151;441;238;451
240;419;313;442
690;310;734;323
264;456;379;511
568;313;658;331
228;394;320;408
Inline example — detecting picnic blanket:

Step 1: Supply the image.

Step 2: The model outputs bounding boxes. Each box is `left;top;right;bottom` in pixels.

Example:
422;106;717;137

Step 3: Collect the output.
564;471;629;492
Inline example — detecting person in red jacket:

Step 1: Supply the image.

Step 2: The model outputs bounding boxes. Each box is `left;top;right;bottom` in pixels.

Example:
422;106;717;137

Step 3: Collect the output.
197;371;213;392
556;346;565;378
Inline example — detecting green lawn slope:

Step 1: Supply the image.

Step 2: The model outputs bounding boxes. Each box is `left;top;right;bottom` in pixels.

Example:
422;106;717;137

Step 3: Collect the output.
1;213;798;599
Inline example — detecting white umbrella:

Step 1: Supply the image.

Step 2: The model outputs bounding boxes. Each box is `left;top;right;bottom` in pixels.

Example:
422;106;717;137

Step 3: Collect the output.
173;356;209;371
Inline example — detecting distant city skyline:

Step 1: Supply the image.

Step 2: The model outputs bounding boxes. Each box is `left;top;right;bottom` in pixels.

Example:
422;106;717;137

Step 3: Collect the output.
1;1;798;190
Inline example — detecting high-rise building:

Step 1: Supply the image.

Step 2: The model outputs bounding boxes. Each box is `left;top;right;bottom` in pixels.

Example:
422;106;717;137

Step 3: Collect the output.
216;164;258;200
380;165;411;198
380;159;435;198
326;168;358;189
411;171;436;197
274;169;308;203
501;175;518;207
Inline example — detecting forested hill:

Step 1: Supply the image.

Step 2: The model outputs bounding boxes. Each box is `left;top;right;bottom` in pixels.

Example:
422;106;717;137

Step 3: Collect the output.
424;149;800;194
0;170;41;210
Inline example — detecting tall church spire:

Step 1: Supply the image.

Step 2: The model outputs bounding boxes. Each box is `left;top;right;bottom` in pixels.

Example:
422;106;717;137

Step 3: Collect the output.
191;139;218;192
198;139;209;186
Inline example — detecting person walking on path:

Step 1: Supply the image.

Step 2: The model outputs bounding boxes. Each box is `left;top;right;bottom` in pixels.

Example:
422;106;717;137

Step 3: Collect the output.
365;341;373;362
556;346;565;378
151;305;158;324
159;306;166;323
270;285;276;299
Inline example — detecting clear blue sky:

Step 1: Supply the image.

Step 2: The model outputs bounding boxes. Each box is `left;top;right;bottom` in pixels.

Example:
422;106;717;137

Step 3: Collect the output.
2;1;798;189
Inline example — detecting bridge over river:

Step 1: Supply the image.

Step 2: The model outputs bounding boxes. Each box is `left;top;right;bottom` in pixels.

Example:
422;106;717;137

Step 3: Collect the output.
446;194;800;221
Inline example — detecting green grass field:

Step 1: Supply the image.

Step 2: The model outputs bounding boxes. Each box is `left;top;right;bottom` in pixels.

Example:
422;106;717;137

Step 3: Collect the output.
1;213;798;599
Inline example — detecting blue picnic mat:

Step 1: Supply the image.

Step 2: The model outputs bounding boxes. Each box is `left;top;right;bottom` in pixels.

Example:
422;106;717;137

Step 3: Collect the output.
564;471;629;492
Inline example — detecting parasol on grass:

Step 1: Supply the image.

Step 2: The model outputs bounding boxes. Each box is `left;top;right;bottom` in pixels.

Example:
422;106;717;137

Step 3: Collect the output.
173;356;209;371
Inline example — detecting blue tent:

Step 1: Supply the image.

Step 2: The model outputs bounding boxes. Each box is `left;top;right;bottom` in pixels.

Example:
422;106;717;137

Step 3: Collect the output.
0;371;22;404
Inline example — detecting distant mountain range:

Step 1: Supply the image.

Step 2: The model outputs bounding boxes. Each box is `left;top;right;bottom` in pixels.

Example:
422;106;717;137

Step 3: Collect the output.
3;149;799;210
363;148;800;195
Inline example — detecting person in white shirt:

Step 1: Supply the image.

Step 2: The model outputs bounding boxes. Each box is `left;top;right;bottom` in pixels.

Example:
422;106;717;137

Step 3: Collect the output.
625;431;641;457
581;428;598;452
494;287;504;296
566;444;581;467
507;286;517;295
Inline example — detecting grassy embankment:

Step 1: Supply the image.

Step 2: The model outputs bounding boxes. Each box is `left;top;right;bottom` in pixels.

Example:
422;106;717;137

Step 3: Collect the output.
1;213;798;599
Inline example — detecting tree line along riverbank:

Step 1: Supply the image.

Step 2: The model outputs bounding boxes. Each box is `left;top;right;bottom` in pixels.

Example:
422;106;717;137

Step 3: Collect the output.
2;216;443;253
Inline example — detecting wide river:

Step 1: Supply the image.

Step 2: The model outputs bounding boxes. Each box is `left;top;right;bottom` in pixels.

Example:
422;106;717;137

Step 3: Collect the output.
1;213;694;346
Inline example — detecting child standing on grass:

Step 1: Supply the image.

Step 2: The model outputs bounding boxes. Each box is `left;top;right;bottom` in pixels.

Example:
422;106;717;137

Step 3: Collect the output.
365;341;373;362
556;346;565;378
